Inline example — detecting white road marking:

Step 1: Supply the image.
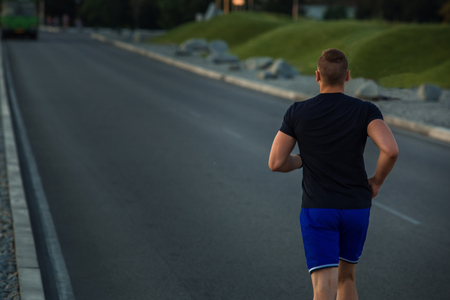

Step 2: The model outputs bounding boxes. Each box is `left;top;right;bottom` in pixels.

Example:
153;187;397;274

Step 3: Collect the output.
373;201;421;225
223;128;242;139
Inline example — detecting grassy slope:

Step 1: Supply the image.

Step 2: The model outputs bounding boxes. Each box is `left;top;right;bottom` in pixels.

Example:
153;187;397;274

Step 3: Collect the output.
231;20;390;74
151;13;450;88
351;25;450;88
150;12;290;48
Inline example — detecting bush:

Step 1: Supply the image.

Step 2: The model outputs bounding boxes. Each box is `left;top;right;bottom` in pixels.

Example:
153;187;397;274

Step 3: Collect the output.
262;0;293;16
355;2;377;20
323;5;348;20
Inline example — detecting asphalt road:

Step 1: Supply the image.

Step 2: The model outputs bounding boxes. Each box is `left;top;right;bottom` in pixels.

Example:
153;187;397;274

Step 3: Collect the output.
5;32;450;300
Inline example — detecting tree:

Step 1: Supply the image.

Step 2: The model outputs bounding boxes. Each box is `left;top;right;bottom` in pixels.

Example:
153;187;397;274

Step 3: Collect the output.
355;0;443;22
263;0;295;16
323;4;347;20
355;0;381;19
439;0;450;23
81;0;131;28
382;0;441;22
156;0;210;29
136;1;161;29
292;0;299;21
130;0;146;28
43;0;77;23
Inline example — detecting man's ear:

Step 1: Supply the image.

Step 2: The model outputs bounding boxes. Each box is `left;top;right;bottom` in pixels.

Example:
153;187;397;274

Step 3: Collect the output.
316;70;320;83
345;70;350;82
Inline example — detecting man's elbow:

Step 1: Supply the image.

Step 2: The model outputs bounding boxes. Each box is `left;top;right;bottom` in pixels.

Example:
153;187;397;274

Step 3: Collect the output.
268;159;282;172
386;146;399;160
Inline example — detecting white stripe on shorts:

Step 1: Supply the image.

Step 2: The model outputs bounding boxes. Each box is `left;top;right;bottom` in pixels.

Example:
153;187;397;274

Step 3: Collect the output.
309;263;339;273
339;257;359;264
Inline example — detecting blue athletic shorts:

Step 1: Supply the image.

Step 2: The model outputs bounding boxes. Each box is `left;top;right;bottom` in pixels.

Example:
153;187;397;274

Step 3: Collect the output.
300;208;371;274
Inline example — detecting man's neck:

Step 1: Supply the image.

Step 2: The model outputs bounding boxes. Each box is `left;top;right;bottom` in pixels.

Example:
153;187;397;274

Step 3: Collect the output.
320;84;345;94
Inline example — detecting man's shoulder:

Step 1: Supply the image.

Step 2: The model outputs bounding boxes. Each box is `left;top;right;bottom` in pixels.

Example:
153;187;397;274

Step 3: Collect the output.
291;95;319;108
339;93;366;103
286;97;317;118
286;98;312;112
303;93;366;107
289;93;374;111
336;94;378;111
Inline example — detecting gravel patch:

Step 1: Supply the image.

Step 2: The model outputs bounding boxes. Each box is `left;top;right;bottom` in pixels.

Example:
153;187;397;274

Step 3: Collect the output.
101;33;450;129
0;110;20;299
375;89;450;129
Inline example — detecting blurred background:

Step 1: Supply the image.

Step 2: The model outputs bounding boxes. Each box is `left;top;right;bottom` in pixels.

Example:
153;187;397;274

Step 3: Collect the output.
0;1;449;300
35;0;449;30
13;0;446;89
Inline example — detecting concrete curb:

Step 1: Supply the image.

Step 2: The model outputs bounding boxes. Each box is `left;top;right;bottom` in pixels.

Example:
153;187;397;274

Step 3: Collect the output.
90;33;450;144
90;33;310;102
223;75;309;101
384;115;450;143
0;45;45;298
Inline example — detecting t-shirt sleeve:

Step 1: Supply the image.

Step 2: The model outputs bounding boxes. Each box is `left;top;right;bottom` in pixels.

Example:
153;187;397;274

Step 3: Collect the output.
366;102;383;126
279;104;296;138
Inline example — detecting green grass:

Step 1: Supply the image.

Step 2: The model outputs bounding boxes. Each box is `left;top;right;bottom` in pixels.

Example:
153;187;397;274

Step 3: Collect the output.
151;12;450;88
377;60;450;88
350;24;450;88
150;12;290;48
231;20;390;74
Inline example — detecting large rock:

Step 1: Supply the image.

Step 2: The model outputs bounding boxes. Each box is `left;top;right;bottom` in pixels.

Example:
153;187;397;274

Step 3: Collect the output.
174;49;191;56
209;40;228;53
179;38;209;52
244;57;273;70
228;62;241;71
257;70;276;80
344;78;366;95
207;52;239;64
266;59;299;78
354;80;379;100
418;84;442;102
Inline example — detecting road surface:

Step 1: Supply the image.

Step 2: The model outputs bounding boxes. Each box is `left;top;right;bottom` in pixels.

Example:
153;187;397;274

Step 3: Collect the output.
5;32;450;299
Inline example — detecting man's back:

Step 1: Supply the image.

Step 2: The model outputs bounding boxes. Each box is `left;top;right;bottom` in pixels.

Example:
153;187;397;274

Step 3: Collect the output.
280;93;382;209
268;48;398;300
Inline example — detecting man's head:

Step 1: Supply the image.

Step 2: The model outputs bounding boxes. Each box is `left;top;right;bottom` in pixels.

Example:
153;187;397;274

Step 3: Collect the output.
316;48;349;88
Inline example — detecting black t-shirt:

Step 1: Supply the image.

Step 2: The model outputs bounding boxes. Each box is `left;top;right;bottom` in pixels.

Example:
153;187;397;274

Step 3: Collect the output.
280;93;383;209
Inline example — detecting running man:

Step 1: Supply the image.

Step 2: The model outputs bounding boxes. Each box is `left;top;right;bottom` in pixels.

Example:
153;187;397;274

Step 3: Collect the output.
268;48;399;300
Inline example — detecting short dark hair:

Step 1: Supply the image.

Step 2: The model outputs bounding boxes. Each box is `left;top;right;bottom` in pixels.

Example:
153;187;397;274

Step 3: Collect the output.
317;48;348;86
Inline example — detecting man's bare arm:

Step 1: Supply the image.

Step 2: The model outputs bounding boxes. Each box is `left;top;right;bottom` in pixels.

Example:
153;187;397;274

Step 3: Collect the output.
268;131;303;173
367;119;399;199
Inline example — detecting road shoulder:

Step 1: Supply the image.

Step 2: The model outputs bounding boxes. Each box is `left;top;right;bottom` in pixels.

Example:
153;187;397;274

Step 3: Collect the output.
0;44;45;300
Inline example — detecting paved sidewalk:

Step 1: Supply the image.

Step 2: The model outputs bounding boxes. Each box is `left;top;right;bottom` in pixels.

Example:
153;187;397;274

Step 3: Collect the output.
0;108;20;300
0;43;45;300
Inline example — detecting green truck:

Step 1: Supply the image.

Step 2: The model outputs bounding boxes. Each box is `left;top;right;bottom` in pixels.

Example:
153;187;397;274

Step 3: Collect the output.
1;0;39;39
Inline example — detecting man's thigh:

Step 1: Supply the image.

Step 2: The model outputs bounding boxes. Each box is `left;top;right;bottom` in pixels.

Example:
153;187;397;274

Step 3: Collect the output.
300;208;341;273
338;208;370;264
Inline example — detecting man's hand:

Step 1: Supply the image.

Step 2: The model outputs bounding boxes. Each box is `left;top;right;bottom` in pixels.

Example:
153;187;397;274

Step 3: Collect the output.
368;177;381;199
367;119;399;199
